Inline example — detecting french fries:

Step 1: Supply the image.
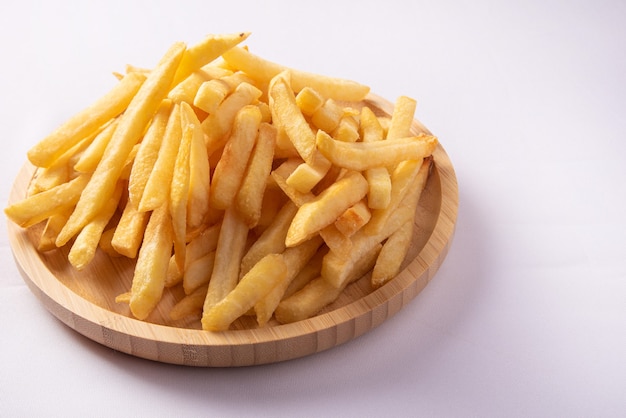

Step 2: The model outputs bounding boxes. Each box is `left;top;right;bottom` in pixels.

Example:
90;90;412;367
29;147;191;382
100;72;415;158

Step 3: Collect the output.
5;32;438;330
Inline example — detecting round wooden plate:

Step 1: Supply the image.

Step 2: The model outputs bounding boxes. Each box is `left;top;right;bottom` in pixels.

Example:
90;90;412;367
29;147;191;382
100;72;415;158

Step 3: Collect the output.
6;94;458;367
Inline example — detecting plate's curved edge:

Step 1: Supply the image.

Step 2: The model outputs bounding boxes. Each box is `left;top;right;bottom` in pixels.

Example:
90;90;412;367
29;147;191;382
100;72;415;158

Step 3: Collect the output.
6;99;459;367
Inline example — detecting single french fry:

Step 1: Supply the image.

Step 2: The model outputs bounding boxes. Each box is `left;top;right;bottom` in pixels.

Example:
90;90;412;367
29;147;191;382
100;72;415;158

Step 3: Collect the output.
269;72;317;164
183;103;211;231
111;199;149;258
5;173;91;228
371;219;414;289
171;32;250;87
386;95;417;140
254;235;323;327
331;114;360;143
27;72;146;168
57;42;186;246
222;46;370;101
183;251;216;295
235;122;277;227
202;82;262;157
311;99;343;133
126;203;174;320
286;170;368;247
316;129;437;172
202;208;249;310
170;284;208;321
295;86;324;115
139;103;182;212
210;105;262;210
202;253;287;331
127;100;172;205
170;112;193;271
275;243;381;324
68;181;123;270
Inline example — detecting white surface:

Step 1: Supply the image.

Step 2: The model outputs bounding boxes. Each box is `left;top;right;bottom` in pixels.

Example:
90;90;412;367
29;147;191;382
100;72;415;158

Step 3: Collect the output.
1;1;625;416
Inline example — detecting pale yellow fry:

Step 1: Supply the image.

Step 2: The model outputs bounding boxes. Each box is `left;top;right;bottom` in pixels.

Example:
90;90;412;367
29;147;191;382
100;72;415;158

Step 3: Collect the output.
286;171;368;247
269;72;317;164
240;200;297;277
170;284;208;321
111;199;149;258
184;105;211;231
386;96;417;140
235;122;277;228
127;204;173;320
295;86;324;115
210;105;262;210
254;235;323;327
201;82;262;157
57;42;186;247
285;151;332;194
202;253;287;331
73;119;119;173
270;166;314;208
5;173;90;228
127;100;172;205
275;243;381;324
171;32;250;87
170;114;193;271
316;129;437;172
203;208;249;310
68;182;123;270
183;251;216;295
371;219;414;289
334;200;372;237
311;99;343;133
222;46;370;101
168;64;232;104
28;163;70;196
139;103;182;212
186;222;221;266
27;72;146;168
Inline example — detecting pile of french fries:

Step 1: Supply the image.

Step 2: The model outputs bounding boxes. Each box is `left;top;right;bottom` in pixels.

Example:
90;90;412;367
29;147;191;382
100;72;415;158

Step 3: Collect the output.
5;32;438;331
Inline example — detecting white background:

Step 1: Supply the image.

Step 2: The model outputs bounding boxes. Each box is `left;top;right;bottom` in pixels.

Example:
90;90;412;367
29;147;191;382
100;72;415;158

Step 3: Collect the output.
1;1;625;417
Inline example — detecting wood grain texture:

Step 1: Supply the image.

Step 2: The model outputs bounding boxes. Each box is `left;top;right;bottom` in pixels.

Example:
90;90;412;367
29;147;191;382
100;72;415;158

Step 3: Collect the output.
6;94;458;367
